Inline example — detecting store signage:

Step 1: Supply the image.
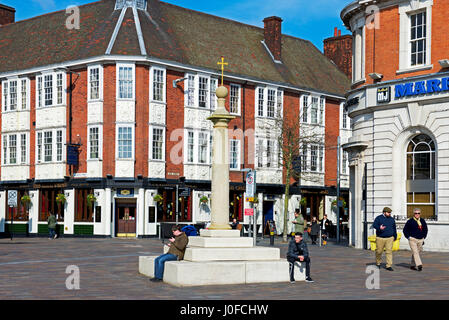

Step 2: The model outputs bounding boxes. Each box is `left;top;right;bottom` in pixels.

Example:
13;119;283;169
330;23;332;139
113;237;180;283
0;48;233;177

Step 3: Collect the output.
179;188;191;197
395;77;449;99
8;190;18;208
117;189;134;197
67;144;79;166
377;87;391;103
244;208;254;216
246;171;256;198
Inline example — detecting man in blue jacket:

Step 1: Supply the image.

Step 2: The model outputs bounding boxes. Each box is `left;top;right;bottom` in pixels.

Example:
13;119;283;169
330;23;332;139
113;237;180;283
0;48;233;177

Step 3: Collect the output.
372;207;397;271
403;208;428;271
287;233;313;283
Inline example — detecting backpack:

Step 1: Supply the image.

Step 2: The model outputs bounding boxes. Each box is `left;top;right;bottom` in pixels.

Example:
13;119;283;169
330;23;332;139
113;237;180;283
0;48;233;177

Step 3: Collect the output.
181;225;198;236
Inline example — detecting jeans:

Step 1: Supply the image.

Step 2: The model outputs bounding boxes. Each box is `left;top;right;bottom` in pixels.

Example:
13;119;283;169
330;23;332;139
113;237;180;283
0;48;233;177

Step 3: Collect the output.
48;228;56;238
154;253;178;280
288;256;311;280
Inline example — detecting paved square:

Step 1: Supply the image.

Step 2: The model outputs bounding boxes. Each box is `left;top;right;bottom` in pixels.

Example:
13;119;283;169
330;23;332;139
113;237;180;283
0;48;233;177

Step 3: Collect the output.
1;236;448;300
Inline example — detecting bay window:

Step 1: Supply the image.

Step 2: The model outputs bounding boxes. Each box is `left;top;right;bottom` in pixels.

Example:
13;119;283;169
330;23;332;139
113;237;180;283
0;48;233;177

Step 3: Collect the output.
36;72;65;107
2;78;29;111
36;129;65;163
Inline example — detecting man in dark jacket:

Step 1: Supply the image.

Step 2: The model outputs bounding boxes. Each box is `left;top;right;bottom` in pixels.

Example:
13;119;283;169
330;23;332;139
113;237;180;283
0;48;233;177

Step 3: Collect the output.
151;225;189;282
287;233;313;283
403;208;428;271
47;212;57;239
372;207;397;271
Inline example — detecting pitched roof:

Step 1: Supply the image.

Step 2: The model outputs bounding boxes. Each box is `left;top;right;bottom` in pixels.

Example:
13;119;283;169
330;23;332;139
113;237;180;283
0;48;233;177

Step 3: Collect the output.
0;0;350;96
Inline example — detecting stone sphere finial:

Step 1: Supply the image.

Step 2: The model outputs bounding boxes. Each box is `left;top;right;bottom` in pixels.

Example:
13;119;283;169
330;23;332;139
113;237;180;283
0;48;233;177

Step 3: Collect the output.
216;86;228;99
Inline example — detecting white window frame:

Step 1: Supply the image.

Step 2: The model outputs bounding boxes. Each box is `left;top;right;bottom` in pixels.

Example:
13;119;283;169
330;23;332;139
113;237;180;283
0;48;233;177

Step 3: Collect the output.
149;125;166;161
116;63;135;100
210;78;218;110
229;139;241;170
255;138;278;169
198;75;209;109
319;97;325;125
184;129;211;165
87;125;103;160
398;1;433;73
150;66;166;103
229;84;241;115
2;78;30;112
35;72;66;108
35;128;66;164
255;86;282;119
301;94;309;123
116;124;135;160
88;65;103;102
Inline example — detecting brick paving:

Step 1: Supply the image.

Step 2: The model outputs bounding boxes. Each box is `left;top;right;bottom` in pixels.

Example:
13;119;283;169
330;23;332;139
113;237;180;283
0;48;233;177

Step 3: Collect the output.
0;235;448;300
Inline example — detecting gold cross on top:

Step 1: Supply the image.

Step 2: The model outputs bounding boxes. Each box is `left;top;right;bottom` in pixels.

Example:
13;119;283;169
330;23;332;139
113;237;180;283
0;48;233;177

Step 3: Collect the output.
217;56;228;86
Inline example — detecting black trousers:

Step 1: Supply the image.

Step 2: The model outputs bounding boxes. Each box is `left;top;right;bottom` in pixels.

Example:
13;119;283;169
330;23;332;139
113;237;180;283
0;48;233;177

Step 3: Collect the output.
310;235;318;244
288;256;311;280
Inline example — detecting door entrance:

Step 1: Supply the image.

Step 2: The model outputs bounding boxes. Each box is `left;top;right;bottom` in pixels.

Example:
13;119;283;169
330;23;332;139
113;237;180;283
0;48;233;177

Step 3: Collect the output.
115;199;137;237
263;201;274;235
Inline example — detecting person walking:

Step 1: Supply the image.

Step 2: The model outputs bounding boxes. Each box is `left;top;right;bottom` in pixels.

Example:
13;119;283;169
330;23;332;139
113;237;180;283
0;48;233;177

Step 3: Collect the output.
320;214;332;246
372;207;397;271
310;216;320;245
287;233;313;283
47;212;57;239
403;208;428;271
292;209;304;236
151;225;189;282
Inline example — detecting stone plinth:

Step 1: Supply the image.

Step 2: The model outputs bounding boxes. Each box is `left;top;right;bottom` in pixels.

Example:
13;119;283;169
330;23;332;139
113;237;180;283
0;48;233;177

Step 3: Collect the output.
184;247;280;262
139;255;306;287
188;236;253;248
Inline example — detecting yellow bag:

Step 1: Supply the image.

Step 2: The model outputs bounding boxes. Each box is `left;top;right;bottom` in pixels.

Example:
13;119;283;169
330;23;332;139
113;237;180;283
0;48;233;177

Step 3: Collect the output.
368;233;402;251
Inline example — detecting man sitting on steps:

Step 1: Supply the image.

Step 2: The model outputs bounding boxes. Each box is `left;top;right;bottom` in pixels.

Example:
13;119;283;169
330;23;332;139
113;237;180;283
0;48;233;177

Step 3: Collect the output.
287;233;313;283
151;225;189;282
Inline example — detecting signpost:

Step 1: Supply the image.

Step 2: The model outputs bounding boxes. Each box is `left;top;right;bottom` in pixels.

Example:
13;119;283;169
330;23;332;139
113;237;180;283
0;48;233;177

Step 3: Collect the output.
245;170;257;246
8;190;18;240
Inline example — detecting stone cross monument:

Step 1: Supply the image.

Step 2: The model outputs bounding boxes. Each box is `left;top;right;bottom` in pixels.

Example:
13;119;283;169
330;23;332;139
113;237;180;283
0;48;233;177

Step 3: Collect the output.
207;85;235;230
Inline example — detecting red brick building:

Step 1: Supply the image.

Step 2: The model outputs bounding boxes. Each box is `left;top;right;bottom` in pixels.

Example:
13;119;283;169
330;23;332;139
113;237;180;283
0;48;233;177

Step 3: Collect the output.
0;0;350;238
341;0;449;251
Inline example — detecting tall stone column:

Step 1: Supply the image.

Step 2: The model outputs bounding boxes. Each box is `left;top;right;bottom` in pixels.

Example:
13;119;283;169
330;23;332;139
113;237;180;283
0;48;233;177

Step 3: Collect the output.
207;86;235;230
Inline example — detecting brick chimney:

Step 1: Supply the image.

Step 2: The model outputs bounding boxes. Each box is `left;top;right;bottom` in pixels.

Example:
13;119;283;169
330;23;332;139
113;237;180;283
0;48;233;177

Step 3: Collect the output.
263;16;283;61
323;27;352;79
0;4;15;26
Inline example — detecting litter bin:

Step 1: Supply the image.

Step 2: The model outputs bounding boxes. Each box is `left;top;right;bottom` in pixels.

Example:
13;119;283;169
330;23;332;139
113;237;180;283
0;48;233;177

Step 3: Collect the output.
368;232;402;251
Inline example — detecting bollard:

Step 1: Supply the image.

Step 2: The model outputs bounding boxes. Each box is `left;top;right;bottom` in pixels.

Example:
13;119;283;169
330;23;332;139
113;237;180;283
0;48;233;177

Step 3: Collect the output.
270;232;275;246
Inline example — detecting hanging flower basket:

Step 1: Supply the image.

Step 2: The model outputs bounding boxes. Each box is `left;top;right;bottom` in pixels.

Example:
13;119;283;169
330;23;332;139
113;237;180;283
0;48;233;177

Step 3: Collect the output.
300;198;307;207
56;193;66;205
332;199;347;208
87;194;97;208
21;194;31;206
153;194;163;203
200;196;209;204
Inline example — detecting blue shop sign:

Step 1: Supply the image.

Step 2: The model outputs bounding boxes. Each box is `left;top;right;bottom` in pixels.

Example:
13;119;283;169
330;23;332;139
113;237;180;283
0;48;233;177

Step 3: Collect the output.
395;77;449;99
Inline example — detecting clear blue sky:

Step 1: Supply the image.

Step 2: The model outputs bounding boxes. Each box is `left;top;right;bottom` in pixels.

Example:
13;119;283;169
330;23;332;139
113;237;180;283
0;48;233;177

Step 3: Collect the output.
2;0;351;51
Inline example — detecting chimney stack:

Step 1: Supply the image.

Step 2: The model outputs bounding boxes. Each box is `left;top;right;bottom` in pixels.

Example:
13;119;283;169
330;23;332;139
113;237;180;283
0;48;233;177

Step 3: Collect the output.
323;27;353;79
0;4;15;26
263;16;283;61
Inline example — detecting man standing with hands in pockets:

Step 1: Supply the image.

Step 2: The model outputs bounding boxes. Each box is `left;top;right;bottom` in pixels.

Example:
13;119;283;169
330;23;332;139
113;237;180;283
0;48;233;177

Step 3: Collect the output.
372;207;397;271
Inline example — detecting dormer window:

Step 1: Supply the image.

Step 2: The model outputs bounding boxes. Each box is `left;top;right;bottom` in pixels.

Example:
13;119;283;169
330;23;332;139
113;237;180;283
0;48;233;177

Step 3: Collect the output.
115;0;147;10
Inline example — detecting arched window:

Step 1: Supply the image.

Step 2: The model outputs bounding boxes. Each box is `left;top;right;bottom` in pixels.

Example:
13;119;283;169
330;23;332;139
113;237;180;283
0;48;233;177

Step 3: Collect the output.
406;134;436;219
